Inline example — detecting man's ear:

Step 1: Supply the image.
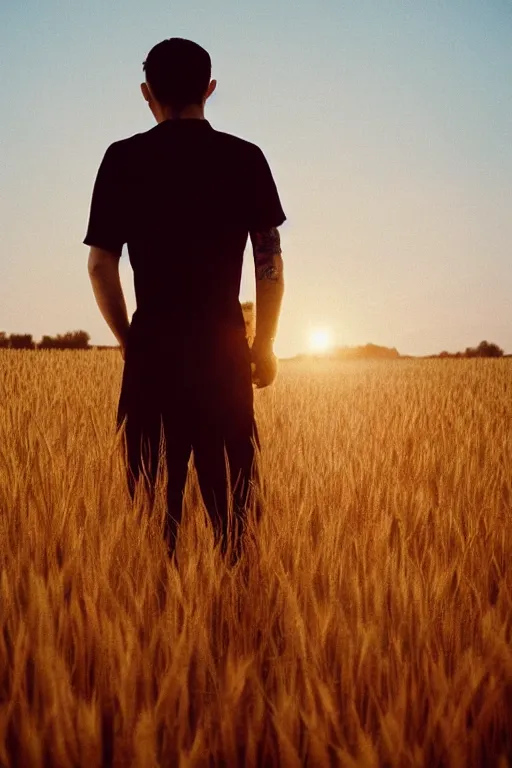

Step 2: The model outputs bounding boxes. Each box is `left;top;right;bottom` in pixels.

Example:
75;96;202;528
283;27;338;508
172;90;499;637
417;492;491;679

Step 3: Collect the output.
140;81;151;103
204;79;217;102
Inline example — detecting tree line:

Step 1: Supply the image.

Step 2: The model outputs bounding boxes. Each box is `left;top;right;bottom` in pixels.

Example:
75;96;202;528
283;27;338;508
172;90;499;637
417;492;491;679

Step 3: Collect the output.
0;331;91;350
0;326;506;358
435;340;504;359
294;339;506;361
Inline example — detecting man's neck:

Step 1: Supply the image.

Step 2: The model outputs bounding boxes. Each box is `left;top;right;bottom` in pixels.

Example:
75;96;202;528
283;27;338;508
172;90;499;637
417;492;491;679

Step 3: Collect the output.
158;104;205;123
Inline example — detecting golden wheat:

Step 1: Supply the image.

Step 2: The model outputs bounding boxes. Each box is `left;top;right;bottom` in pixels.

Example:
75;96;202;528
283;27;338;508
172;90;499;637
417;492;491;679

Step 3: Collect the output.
0;351;511;767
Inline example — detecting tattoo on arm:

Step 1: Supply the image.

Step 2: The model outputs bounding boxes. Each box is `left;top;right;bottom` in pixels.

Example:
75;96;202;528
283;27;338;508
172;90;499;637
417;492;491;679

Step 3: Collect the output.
250;227;283;281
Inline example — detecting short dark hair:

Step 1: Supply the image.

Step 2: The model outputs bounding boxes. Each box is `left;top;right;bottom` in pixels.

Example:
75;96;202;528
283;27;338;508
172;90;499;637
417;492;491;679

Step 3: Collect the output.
143;38;211;110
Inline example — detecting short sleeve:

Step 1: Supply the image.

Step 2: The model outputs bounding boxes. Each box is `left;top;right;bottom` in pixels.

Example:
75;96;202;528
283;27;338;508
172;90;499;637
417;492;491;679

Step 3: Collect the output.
247;146;286;231
83;143;126;250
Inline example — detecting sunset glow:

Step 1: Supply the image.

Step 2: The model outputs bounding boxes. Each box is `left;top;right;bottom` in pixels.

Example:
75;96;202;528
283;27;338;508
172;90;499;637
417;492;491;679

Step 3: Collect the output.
308;327;335;354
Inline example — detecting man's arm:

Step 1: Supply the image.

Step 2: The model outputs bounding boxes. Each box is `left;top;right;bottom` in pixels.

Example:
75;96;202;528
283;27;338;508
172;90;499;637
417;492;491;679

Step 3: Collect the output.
250;226;285;387
87;247;130;356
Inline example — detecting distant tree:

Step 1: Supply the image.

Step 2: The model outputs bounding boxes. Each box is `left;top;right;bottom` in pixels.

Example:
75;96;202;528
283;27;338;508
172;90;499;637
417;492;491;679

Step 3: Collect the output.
58;331;91;349
9;334;35;350
475;340;504;358
38;335;57;349
465;340;504;358
336;343;400;360
0;332;9;349
38;330;90;350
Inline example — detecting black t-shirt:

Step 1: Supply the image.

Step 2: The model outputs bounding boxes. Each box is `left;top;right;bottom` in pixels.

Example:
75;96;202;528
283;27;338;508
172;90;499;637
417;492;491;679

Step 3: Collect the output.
84;119;286;351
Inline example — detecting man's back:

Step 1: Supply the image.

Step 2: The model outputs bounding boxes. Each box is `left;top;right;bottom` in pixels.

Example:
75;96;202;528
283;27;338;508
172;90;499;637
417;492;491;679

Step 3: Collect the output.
84;118;285;353
85;37;286;562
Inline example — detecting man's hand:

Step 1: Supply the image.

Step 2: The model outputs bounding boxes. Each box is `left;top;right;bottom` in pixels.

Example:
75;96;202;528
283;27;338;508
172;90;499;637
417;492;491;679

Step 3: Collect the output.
251;340;278;388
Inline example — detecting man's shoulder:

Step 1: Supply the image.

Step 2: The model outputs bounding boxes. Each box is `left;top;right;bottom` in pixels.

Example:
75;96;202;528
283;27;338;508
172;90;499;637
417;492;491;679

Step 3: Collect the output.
103;124;264;163
104;130;150;157
211;128;263;157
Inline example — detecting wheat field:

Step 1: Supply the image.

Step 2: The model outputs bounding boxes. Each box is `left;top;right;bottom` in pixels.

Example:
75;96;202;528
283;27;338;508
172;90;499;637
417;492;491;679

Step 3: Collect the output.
0;351;511;767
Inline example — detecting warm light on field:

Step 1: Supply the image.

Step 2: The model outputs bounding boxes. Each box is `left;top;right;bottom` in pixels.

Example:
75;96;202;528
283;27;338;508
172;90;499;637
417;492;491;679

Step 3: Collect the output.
308;326;335;354
0;351;511;764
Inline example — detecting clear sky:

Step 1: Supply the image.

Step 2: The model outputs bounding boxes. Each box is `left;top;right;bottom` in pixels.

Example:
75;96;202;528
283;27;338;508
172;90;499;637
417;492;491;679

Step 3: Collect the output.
2;0;511;357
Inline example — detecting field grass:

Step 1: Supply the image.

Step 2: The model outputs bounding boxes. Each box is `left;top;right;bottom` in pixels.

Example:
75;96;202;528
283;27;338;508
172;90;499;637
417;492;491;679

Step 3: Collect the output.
0;351;511;767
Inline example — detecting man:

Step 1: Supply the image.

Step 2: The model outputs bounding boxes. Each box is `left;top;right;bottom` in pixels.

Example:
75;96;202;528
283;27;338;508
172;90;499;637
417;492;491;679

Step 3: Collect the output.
84;38;286;564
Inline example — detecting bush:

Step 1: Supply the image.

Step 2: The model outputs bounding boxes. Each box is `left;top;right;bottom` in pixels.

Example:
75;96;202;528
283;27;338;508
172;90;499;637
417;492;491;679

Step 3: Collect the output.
9;334;35;350
465;341;504;359
38;331;90;350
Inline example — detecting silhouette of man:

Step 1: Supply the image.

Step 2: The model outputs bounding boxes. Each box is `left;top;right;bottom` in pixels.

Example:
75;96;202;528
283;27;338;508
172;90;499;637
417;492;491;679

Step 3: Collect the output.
84;38;286;563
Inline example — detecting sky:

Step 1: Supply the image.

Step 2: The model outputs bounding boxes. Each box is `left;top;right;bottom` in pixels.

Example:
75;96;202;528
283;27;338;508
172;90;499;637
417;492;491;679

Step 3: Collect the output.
2;0;511;357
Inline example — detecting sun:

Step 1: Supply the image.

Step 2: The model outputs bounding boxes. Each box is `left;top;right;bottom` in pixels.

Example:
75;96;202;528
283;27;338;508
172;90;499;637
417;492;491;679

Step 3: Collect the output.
308;326;335;354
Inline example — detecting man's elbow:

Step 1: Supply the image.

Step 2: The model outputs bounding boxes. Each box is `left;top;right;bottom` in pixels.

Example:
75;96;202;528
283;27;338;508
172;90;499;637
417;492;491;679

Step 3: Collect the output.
87;253;101;277
87;247;120;277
